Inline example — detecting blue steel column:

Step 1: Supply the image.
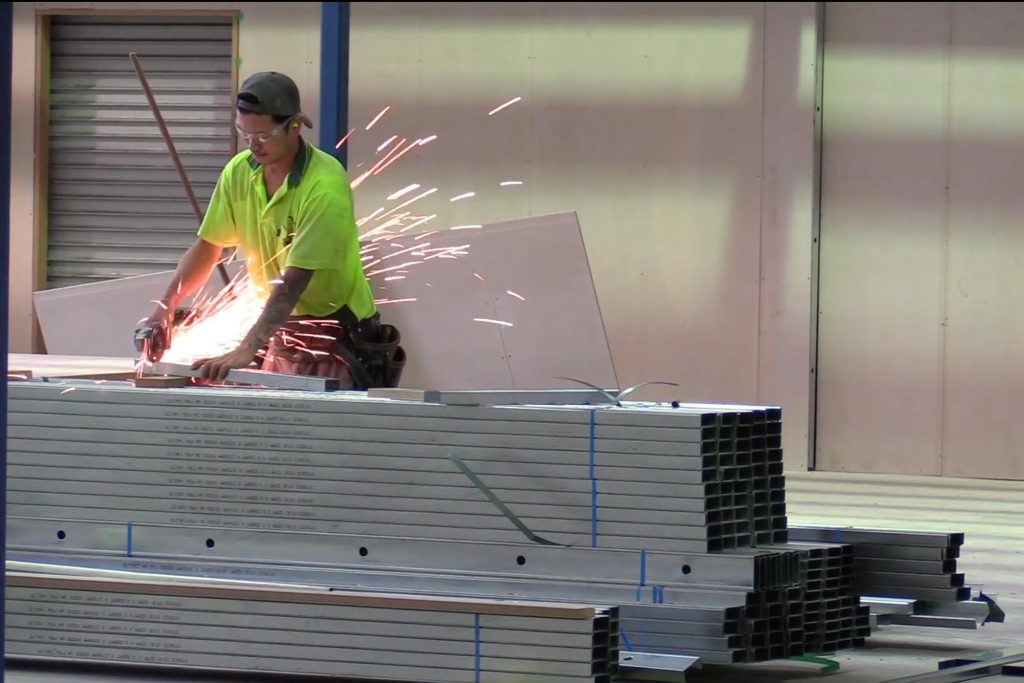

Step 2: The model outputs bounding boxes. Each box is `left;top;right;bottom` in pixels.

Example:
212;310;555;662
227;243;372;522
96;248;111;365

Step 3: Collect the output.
0;1;13;678
319;2;351;168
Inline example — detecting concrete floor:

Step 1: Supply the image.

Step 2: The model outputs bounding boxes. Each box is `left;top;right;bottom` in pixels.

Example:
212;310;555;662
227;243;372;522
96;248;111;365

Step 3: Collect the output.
5;470;1023;683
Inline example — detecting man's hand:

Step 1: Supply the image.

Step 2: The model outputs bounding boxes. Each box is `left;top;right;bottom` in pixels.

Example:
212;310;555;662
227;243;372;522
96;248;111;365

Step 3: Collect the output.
191;345;259;383
134;303;175;363
191;266;314;383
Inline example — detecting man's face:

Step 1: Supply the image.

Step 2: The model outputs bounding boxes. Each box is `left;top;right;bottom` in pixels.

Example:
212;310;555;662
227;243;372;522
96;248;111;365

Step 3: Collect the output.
235;111;298;165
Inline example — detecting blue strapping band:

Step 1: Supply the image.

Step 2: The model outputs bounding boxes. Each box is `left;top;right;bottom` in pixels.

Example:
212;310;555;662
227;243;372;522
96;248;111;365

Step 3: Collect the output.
126;522;133;557
589;409;598;547
640;549;647;587
474;613;481;682
620;628;634;651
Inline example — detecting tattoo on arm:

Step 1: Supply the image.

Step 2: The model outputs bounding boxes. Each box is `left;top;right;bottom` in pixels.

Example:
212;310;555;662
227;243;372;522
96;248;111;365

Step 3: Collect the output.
241;267;315;352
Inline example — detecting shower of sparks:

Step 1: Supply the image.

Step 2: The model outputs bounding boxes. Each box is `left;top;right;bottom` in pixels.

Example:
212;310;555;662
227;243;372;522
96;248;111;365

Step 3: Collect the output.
374;138;424;176
385;188;438;216
474;318;514;327
154;267;262;366
366;261;423;277
500;181;523;186
507;290;526;301
397;217;434;234
366;106;391;131
488;97;521;116
388;184;421;200
152;104;491;367
335;128;355;149
357;207;386;226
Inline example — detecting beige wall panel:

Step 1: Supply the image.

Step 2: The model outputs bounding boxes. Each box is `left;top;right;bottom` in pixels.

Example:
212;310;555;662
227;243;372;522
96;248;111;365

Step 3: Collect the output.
759;2;817;470
348;2;767;406
816;2;948;474
942;2;1024;479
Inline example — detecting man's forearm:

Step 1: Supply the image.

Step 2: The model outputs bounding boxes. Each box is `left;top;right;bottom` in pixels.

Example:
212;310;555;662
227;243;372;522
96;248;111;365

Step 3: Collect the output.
240;267;314;352
158;239;224;310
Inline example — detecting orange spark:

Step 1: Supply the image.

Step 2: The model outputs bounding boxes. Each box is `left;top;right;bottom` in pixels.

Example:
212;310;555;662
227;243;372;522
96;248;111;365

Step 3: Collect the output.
335;128;355;149
376;298;418;305
388;184;421;200
450;192;475;202
488;97;521;116
366;261;423;277
474;318;514;327
366;106;390;131
507;290;527;301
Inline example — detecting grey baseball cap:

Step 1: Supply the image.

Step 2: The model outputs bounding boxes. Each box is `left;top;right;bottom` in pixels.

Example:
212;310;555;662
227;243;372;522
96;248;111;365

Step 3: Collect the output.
236;72;312;128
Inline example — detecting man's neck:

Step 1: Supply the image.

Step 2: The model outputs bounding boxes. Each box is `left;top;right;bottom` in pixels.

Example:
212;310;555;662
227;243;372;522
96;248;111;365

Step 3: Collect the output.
263;140;302;178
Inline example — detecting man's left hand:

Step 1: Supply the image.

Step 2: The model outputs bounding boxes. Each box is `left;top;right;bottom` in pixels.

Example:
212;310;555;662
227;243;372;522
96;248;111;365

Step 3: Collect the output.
192;345;259;383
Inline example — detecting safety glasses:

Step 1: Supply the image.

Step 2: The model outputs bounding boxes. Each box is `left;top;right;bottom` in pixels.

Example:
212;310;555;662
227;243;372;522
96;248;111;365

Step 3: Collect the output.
235;117;294;144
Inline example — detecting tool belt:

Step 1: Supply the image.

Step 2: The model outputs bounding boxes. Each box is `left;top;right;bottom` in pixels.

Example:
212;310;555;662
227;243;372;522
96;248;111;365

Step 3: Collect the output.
276;306;405;390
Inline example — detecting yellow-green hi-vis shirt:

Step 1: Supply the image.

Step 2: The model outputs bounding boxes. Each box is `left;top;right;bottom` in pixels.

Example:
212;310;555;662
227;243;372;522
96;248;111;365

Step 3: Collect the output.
197;139;377;320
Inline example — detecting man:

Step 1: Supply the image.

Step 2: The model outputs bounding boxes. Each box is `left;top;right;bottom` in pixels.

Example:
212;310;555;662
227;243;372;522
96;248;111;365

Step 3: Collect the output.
137;71;403;388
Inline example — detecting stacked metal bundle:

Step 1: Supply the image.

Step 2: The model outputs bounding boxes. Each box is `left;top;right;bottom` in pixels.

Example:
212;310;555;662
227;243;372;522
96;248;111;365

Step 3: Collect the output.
3;378;881;677
780;541;871;653
6;381;783;554
7;517;823;667
7;568;617;683
700;404;788;549
789;525;970;603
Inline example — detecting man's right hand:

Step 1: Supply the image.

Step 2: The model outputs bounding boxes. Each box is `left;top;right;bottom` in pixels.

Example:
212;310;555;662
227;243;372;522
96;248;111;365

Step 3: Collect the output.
134;304;174;363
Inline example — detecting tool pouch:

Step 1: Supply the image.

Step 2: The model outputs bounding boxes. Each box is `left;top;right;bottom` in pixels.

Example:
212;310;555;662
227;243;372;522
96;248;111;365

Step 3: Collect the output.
344;321;406;389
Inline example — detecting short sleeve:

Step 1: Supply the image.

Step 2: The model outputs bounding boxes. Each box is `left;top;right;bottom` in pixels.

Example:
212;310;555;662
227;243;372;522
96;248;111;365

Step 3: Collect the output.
197;167;240;248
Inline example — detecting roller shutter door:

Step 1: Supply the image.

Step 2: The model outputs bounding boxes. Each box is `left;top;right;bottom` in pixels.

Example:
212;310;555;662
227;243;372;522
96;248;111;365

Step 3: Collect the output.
46;14;235;288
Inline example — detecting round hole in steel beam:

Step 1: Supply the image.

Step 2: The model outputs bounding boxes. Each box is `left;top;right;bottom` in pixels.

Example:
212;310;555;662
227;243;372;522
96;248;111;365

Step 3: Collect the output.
206;538;215;548
681;564;692;575
359;547;369;557
56;530;66;540
516;555;526;566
